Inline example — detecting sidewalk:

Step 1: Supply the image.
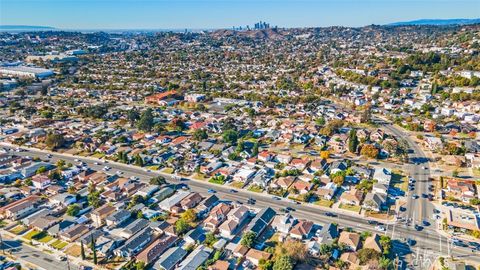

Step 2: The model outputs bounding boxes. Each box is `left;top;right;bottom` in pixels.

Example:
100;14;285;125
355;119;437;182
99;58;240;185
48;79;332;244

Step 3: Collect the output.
1;142;400;225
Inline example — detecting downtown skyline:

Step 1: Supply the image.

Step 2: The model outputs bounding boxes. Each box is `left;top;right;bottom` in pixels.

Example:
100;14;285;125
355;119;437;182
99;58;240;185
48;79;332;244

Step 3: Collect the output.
1;0;480;30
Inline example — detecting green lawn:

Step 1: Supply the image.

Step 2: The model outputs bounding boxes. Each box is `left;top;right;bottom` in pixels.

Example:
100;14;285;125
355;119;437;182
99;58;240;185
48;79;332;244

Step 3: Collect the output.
247;185;264;193
162;167;174;174
146;165;161;170
23;230;41;240
91;152;105;158
51;240;68;250
230;181;244;189
193;173;207;181
0;220;7;228
208;178;225;185
9;225;27;235
391;171;408;192
314;199;334;208
339;203;362;213
37;234;54;243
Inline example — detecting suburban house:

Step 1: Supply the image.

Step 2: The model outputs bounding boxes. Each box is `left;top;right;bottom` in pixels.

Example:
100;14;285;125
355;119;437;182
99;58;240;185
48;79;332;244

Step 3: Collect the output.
91;204;117;228
177;245;213;270
136;234;178;265
290;220;314;240
204;202;232;232
271;213;296;234
153;246;188;270
338;231;361;251
106;209;131;227
245;207;276;237
219;206;249;238
0;196;41;220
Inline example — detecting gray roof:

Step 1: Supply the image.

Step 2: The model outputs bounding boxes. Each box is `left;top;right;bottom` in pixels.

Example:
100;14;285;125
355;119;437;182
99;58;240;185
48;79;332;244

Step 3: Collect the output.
123;218;149;236
117;227;153;255
153;246;188;270
106;209;131;223
245;207;276;235
317;223;338;245
177;245;212;270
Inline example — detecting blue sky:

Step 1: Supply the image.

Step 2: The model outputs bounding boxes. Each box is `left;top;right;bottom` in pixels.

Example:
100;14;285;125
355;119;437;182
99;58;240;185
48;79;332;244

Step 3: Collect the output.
0;0;479;29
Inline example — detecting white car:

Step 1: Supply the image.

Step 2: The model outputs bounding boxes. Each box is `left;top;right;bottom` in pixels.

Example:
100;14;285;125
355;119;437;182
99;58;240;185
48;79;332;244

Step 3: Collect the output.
94;162;100;165
116;171;123;175
375;225;386;231
103;166;111;171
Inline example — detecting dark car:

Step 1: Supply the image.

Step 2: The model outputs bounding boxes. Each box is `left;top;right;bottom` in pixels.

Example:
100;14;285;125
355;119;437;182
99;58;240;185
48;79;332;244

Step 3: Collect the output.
422;220;430;226
414;224;423;231
367;220;378;225
325;212;336;217
407;238;416;246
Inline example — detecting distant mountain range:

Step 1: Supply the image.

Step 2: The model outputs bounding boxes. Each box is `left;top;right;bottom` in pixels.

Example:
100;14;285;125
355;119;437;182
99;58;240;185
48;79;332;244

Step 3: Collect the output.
0;25;56;31
388;18;480;26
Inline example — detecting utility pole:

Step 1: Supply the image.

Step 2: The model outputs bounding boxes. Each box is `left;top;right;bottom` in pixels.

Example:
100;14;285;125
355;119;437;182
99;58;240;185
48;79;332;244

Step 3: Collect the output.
66;255;71;270
0;233;4;254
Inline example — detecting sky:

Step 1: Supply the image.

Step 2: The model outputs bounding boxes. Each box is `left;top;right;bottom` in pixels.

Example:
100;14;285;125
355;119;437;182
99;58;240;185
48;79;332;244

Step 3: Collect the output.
0;0;479;30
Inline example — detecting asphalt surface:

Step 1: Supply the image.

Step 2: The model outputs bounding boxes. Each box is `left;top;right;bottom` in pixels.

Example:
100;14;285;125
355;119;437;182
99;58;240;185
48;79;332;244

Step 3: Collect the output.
379;121;435;225
2;142;479;268
1;237;80;270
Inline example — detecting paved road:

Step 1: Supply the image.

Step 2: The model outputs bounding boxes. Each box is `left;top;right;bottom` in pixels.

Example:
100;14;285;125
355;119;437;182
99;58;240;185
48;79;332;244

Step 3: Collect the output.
377;119;435;226
1;236;80;270
2;144;479;267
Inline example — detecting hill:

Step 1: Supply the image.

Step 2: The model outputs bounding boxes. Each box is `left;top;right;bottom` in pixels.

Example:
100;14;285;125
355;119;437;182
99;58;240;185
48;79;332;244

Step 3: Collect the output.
389;18;480;26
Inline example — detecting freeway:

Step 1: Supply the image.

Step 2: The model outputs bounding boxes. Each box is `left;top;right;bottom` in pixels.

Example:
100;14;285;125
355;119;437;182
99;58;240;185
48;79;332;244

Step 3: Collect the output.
2;143;479;267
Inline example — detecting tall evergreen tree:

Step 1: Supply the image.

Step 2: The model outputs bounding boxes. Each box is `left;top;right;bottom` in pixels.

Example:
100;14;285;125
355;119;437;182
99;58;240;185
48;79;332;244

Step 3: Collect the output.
348;129;359;153
80;241;85;260
90;236;97;265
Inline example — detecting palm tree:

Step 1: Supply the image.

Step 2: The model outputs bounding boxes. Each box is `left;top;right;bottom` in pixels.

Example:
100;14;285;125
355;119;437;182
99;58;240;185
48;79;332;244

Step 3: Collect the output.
379;257;392;270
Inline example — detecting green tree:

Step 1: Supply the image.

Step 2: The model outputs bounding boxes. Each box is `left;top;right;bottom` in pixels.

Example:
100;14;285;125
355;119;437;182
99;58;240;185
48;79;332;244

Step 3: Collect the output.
90;236;97;265
24;178;33;186
273;255;293;270
66;204;80;216
181;209;197;223
127;109;140;125
137;108;154;132
36;166;47;174
136;261;146;270
236;140;245;153
80;241;86;260
315;117;326;126
193;129;208;141
175;218;191;235
149;176;166;186
87;190;101;208
222;129;238;145
134;154;144;167
45;133;65;149
379;256;392;270
348;129;359;153
379;235;392;255
252;142;259;156
204;232;217;247
240;231;256;248
358;248;380;265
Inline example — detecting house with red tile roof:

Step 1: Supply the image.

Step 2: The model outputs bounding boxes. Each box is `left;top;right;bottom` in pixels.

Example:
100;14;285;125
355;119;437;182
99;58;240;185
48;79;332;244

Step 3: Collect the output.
145;90;177;104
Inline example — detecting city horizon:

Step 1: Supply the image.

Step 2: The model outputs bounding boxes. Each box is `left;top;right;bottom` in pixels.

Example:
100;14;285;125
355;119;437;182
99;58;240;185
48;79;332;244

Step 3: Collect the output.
1;0;480;30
